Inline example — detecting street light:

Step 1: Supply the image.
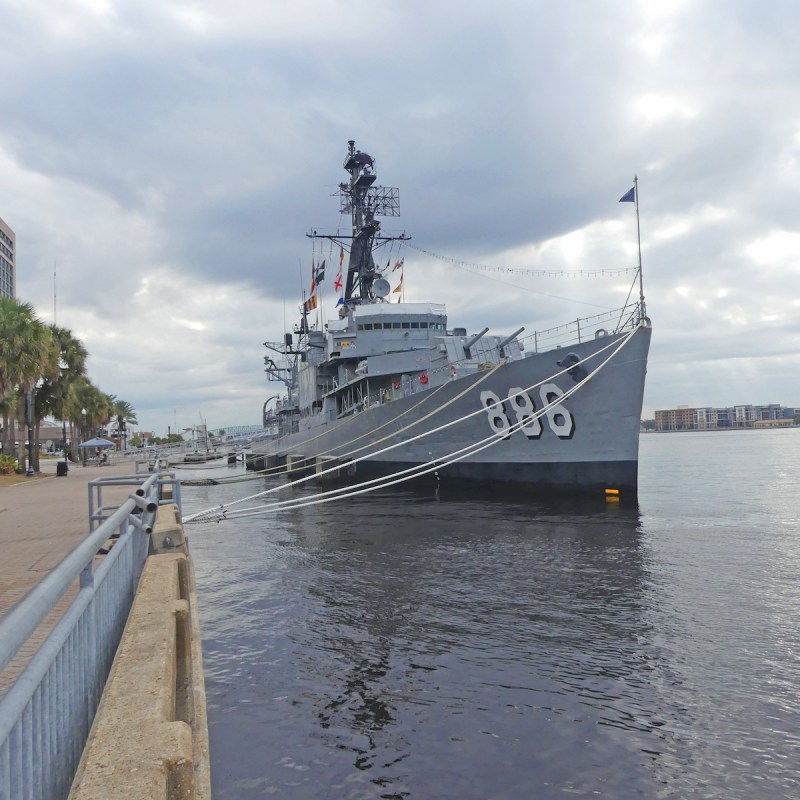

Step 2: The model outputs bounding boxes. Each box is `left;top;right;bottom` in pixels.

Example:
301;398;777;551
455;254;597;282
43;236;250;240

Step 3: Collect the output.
61;415;69;475
25;390;35;477
81;408;87;467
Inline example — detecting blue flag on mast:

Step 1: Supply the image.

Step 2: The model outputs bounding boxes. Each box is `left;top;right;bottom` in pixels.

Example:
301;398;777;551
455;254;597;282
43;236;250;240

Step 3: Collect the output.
619;186;635;203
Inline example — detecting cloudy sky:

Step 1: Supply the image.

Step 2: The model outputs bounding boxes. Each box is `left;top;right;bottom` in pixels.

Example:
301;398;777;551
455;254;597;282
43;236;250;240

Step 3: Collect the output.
2;0;799;434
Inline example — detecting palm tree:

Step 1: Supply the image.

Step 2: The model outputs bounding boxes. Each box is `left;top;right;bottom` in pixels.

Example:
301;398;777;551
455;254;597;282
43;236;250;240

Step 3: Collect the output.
0;390;16;461
67;379;113;460
110;398;138;451
0;298;59;467
34;325;88;464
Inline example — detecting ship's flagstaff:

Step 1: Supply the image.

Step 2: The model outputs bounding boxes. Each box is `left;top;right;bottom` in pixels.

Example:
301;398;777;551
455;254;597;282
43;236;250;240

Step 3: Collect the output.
621;177;645;319
634;176;645;318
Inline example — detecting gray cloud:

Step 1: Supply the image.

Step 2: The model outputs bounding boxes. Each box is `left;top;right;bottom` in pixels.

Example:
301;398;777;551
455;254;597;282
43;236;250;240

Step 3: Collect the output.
1;0;799;432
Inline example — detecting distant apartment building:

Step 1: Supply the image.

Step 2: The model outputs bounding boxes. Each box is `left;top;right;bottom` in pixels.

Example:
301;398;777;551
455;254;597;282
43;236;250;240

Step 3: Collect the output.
0;216;15;298
654;406;696;431
655;404;797;431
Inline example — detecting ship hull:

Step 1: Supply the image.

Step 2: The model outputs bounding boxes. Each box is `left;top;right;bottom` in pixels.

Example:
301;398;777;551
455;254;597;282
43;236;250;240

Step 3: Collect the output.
254;325;651;497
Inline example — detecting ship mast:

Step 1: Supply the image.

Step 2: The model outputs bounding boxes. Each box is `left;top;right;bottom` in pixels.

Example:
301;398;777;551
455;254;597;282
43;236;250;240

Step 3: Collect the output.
343;141;381;302
309;140;408;308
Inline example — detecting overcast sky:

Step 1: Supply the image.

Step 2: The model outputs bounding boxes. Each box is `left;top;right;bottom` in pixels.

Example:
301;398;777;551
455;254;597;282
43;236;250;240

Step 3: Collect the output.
2;0;799;434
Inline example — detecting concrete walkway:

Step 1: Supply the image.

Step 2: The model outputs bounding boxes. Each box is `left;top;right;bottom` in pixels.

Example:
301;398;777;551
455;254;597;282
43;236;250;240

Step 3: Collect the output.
0;459;143;691
0;460;141;613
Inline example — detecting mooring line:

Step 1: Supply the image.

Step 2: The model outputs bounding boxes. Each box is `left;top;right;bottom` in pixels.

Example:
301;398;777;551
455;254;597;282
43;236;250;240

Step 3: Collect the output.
191;324;640;521
185;325;641;523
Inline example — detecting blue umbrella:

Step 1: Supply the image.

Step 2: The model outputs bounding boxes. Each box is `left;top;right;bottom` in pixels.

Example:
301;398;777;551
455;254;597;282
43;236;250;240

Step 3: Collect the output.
78;437;116;449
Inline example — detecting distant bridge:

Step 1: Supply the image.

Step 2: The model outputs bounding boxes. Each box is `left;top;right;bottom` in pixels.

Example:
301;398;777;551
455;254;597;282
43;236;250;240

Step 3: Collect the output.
209;425;265;436
209;425;275;446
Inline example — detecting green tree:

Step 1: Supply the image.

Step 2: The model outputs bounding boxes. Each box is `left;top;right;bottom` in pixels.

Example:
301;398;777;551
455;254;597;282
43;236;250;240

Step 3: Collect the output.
67;379;113;456
34;325;88;466
109;398;138;451
0;298;59;467
0;391;15;454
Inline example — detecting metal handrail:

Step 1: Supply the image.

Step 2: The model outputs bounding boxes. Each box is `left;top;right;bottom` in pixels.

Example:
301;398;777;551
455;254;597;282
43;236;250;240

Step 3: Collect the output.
0;472;156;675
0;468;177;800
518;302;639;352
86;470;180;531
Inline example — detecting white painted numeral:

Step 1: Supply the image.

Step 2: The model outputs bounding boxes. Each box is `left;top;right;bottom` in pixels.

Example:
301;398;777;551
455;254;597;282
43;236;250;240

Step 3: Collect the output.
480;385;574;439
508;386;543;439
538;383;575;439
479;390;512;439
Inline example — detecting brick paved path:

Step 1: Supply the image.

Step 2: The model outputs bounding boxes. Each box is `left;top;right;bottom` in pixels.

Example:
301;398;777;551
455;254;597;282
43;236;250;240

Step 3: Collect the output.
0;460;142;692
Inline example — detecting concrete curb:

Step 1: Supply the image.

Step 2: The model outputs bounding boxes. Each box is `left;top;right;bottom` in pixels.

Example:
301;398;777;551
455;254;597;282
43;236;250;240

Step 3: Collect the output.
68;506;211;800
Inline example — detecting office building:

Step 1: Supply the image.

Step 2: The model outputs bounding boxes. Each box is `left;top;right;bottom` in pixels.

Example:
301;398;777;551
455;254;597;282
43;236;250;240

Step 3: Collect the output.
0;216;15;298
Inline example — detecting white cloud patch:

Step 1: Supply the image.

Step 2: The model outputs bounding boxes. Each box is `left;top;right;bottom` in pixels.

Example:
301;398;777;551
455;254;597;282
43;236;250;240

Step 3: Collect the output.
745;230;800;266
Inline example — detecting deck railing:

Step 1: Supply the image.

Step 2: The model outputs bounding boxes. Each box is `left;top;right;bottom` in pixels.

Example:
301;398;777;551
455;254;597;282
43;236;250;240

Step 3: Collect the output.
0;468;179;800
520;302;641;353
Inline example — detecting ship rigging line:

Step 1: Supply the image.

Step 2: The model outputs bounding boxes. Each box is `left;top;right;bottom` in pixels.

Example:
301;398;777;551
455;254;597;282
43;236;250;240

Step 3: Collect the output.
404;244;637;279
182;362;503;488
186;329;626;520
210;308;639;485
210;349;516;484
209;378;456;483
186;324;640;523
319;362;504;461
402;247;616;309
184;324;642;523
182;366;500;487
247;361;504;481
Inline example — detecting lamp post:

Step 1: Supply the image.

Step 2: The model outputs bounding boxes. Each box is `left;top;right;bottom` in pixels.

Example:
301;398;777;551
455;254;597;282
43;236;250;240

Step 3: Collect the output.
81;408;87;466
61;416;69;476
25;390;35;477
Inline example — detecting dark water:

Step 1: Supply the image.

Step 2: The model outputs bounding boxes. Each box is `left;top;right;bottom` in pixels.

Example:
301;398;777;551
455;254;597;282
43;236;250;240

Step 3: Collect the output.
183;429;800;799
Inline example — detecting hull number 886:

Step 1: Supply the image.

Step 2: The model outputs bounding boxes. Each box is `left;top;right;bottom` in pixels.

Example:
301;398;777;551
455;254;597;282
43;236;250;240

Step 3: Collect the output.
479;383;575;440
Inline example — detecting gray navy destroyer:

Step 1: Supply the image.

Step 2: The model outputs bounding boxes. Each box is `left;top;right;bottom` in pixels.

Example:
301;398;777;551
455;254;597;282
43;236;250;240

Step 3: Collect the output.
256;141;651;497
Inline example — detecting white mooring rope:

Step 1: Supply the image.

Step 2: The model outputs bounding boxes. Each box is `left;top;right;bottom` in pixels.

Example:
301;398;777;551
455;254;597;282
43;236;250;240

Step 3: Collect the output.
185;324;643;523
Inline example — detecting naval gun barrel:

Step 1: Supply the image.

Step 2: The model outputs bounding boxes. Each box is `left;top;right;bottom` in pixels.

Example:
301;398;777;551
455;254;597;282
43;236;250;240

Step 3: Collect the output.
463;327;490;353
497;327;525;352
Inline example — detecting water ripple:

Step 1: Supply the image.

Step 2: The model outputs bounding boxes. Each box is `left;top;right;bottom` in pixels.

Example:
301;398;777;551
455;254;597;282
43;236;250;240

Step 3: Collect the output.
185;431;800;799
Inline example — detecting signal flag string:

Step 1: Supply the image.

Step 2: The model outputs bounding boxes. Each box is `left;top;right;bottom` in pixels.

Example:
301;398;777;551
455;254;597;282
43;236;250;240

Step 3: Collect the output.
404;243;637;279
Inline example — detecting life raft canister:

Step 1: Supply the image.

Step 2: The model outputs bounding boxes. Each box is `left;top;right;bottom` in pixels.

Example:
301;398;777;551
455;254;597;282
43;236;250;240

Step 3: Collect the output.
420;373;429;385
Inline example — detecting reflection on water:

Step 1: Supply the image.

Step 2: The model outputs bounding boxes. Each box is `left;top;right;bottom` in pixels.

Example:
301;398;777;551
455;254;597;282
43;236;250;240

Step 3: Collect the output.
185;430;800;799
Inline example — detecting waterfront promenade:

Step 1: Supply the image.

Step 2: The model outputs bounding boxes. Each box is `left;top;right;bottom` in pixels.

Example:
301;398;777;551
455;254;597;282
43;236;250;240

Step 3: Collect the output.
1;457;211;799
0;459;134;692
0;460;134;615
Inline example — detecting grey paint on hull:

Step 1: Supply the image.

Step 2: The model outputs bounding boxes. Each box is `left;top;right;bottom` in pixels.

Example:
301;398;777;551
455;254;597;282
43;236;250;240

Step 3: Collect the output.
350;458;640;494
255;326;651;494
